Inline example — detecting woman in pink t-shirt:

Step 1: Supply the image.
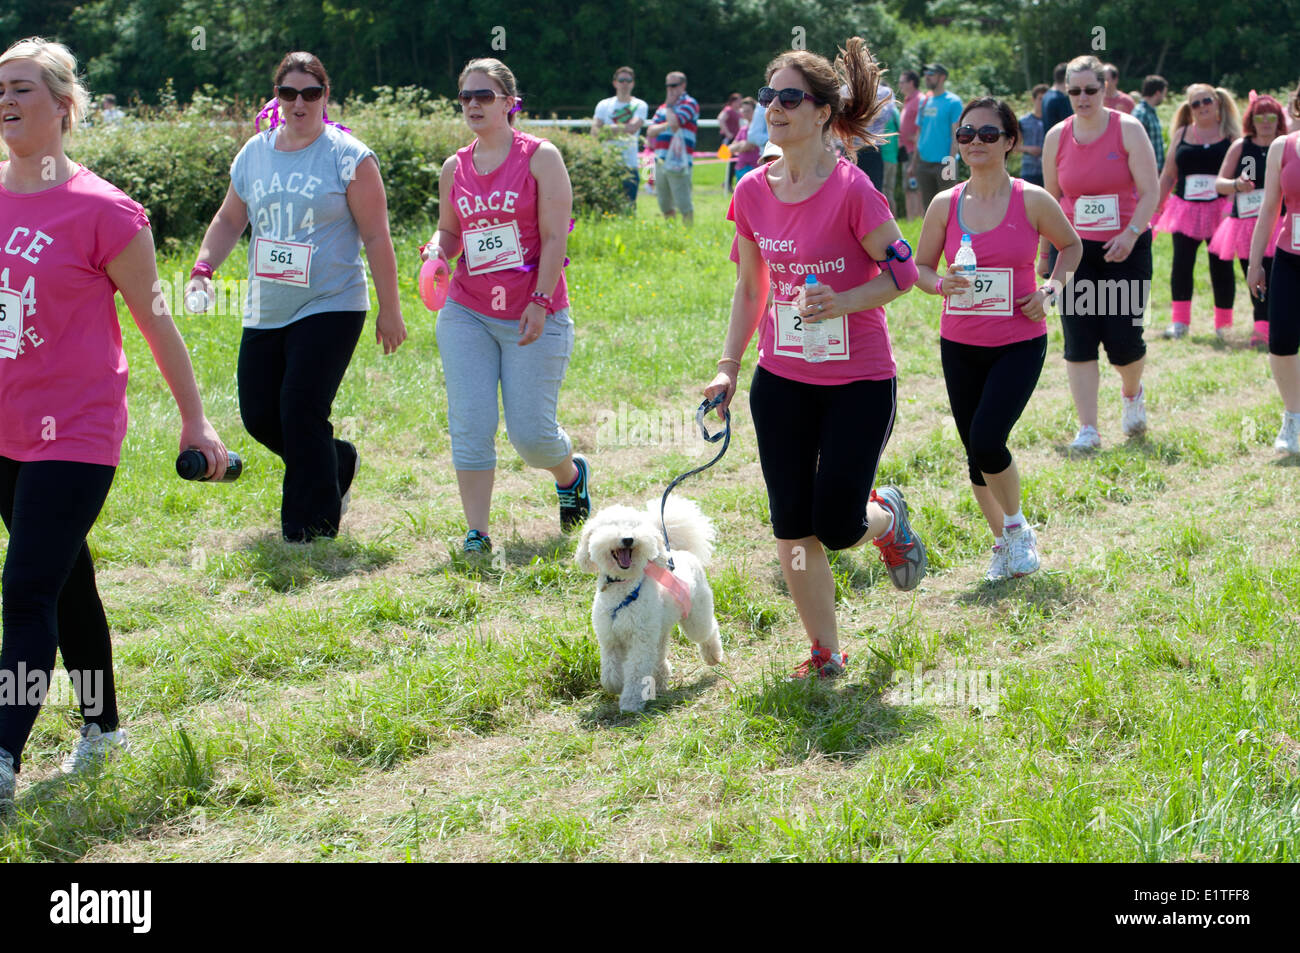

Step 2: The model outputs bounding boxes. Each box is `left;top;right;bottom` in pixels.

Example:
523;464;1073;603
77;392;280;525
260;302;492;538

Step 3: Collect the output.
420;58;587;555
704;38;927;681
916;98;1081;583
0;39;229;804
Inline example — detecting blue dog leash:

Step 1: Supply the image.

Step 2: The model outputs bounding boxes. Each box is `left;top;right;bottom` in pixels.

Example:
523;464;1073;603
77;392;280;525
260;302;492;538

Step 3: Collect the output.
658;393;731;570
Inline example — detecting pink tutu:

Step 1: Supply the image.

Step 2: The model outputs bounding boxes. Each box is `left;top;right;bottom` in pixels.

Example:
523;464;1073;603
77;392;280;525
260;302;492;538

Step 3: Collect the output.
1154;194;1230;241
1207;214;1284;260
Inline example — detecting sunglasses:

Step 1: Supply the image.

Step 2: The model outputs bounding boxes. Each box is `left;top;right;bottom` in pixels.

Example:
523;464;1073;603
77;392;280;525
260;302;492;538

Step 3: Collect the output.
458;89;509;105
666;82;683;88
757;87;822;109
955;124;1009;144
276;84;324;103
1067;85;1102;97
615;77;633;83
1190;96;1216;109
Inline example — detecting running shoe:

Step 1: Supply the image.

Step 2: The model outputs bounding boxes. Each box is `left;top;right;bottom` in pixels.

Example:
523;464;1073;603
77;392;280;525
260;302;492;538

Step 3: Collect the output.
985;541;1010;582
1274;412;1300;455
557;453;591;532
1214;327;1228;342
1070;424;1101;451
340;442;359;517
60;724;129;776
1121;387;1148;437
1003;523;1041;577
463;529;493;554
0;747;14;813
1163;322;1189;340
871;485;927;591
1250;329;1269;351
787;641;847;680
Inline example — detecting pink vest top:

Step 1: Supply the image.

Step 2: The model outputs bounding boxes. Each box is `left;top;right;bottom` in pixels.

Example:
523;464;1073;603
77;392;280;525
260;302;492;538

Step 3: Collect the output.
940;178;1045;347
1279;132;1300;256
1056;111;1140;242
448;128;570;318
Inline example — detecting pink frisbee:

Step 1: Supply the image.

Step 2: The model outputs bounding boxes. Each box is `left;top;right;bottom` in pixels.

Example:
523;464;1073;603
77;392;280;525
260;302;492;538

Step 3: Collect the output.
419;256;450;311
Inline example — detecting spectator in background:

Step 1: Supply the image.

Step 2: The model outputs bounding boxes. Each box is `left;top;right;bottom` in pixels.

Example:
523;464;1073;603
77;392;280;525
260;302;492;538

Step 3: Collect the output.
1132;75;1168;171
898;69;922;219
1103;64;1136;114
645;71;699;226
98;93;124;122
856;80;893;190
719;92;742;191
1042;63;1073;132
730;97;761;181
880;99;900;214
592;66;648;209
915;62;962;206
1017;84;1047;186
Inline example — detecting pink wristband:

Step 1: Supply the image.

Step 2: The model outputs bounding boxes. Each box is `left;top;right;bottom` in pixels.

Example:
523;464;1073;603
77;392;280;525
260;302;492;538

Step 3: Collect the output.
934;277;944;296
190;261;214;280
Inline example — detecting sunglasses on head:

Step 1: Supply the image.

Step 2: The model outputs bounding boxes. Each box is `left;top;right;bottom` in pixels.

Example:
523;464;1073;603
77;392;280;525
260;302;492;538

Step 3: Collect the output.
276;84;324;103
955;124;1009;144
458;89;508;105
1067;85;1101;97
757;86;822;109
1190;96;1216;109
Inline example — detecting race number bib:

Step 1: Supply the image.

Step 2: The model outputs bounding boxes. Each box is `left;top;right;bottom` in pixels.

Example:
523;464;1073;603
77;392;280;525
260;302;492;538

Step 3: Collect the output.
1292;213;1300;251
253;237;313;287
1074;194;1120;230
0;287;22;359
946;268;1014;317
463;221;525;275
773;300;849;361
1235;190;1264;219
1183;174;1218;202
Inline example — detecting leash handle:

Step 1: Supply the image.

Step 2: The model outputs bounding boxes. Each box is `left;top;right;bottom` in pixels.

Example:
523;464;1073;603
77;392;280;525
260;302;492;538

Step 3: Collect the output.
696;392;730;443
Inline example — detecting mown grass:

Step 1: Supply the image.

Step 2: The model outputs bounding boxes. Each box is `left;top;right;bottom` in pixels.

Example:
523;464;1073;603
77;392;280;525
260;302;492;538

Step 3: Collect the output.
2;161;1298;862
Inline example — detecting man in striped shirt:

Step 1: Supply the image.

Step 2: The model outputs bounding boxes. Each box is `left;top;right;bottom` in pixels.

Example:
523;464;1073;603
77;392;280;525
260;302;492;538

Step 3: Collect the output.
646;71;699;225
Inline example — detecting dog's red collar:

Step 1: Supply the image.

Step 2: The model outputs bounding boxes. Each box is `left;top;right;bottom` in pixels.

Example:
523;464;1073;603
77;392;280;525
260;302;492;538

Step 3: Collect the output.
644;562;692;618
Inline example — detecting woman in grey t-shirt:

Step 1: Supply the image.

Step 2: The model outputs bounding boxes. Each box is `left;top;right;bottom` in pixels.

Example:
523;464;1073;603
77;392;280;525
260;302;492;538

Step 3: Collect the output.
187;51;406;542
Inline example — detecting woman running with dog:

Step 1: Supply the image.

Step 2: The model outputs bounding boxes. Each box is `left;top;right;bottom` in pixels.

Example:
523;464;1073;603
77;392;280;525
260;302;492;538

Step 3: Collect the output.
1245;82;1300;455
0;38;230;807
916;97;1081;582
705;38;926;680
420;57;589;555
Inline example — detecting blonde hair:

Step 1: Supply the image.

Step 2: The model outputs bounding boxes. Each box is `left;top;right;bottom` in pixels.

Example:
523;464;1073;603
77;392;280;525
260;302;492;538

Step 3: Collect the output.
1171;84;1242;142
459;58;519;125
1065;55;1104;85
0;37;91;134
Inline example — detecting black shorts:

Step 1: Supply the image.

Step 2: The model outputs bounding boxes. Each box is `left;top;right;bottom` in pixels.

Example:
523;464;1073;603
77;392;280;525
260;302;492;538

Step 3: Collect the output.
1270;248;1300;356
1060;233;1151;366
748;365;896;549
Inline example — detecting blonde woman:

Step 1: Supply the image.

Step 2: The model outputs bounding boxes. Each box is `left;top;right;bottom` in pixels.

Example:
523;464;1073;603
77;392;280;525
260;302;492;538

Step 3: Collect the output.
1153;84;1243;338
0;38;229;807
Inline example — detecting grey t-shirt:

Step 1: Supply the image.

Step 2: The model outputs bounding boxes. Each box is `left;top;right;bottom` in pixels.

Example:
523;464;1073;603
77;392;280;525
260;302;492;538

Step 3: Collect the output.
229;124;376;328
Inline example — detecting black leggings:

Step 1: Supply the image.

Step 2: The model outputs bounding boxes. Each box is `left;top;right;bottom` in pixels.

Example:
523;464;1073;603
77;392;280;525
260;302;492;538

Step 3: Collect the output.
1239;257;1273;326
0;458;117;771
748;366;896;550
1171;231;1235;308
238;310;364;542
1270;249;1300;356
941;336;1047;485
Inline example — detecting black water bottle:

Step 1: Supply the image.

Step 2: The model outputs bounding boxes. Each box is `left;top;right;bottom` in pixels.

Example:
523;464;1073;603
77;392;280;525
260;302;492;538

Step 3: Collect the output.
176;449;243;482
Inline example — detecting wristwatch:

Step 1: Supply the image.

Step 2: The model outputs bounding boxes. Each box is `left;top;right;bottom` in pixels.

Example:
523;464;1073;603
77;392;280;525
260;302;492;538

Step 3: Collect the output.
1126;223;1141;236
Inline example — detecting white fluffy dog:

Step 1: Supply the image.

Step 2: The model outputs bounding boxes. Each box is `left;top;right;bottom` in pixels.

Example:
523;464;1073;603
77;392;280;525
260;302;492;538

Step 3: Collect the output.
575;497;724;712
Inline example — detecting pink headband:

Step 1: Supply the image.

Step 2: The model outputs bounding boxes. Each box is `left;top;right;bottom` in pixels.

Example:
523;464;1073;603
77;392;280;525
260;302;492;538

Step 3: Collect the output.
255;98;352;134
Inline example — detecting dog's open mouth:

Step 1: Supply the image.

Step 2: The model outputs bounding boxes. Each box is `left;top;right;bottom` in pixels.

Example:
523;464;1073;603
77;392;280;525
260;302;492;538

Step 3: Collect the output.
613;547;633;570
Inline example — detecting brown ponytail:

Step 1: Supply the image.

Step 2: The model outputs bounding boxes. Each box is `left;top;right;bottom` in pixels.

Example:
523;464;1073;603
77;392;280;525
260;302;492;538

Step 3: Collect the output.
764;36;887;152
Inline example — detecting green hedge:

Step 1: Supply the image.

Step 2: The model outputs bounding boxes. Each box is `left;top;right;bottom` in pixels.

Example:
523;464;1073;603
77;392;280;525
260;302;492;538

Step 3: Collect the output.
60;86;628;247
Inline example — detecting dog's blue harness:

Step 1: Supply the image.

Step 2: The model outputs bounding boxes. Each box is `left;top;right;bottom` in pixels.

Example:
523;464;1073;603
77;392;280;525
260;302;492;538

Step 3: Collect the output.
608;579;643;621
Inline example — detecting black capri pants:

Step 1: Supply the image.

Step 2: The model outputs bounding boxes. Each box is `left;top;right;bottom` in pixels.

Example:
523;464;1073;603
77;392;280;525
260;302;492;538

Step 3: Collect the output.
1061;233;1151;366
748;365;896;550
1171;231;1235;308
941;336;1047;485
1270;248;1300;356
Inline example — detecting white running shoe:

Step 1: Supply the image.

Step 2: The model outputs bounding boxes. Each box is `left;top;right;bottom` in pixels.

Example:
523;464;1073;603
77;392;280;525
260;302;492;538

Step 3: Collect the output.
60;724;129;776
1070;424;1101;451
984;541;1010;582
1121;387;1148;437
0;747;14;813
1274;412;1300;455
1163;322;1189;340
1003;524;1041;577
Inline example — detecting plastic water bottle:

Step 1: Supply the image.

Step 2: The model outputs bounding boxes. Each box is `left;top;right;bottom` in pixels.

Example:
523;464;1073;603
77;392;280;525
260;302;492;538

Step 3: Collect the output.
185;289;212;313
801;274;828;363
952;233;977;309
176;449;243;482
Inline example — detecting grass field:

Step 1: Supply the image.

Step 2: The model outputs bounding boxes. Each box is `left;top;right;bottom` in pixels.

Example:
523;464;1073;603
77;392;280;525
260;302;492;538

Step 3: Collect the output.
2;160;1298;862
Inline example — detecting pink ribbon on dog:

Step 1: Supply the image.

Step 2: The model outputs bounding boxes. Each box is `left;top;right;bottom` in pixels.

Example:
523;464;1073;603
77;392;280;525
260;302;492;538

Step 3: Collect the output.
644;562;692;618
